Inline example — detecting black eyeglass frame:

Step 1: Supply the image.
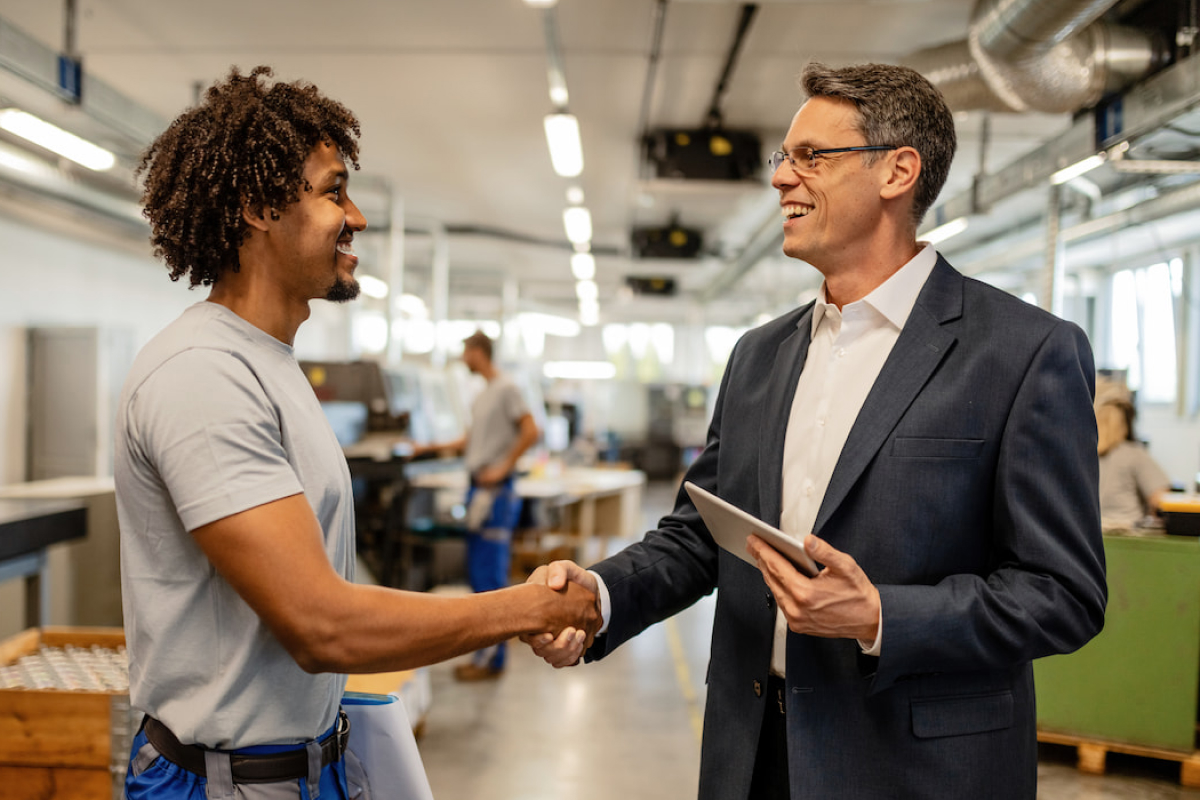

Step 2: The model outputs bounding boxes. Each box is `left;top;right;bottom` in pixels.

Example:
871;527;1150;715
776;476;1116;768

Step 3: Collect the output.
768;145;899;173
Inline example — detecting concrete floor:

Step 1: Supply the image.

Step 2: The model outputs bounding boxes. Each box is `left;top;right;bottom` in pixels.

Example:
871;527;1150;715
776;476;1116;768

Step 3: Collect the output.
416;481;1200;799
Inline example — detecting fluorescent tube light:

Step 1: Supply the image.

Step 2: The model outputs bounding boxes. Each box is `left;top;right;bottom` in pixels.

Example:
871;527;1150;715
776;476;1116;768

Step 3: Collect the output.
1049;154;1105;185
0;148;39;175
922;216;969;245
579;305;599;327
544;361;616;380
357;275;388;299
519;311;581;337
397;293;428;317
570;252;596;281
576;279;599;302
523;0;558;6
0;109;115;171
544;113;583;177
563;206;592;244
566;186;585;205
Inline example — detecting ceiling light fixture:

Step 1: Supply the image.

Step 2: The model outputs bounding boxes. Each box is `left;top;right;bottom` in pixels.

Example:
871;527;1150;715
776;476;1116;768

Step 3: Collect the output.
570;252;596;281
0;109;115;171
566;186;585;205
544;360;616;380
523;0;558;6
922;216;969;245
563;206;592;244
576;279;599;302
544;113;583;177
519;311;581;338
357;275;389;299
1049;153;1105;186
396;293;428;318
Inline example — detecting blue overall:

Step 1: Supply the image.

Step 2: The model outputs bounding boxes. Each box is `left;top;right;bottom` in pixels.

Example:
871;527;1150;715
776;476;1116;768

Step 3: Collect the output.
465;474;523;670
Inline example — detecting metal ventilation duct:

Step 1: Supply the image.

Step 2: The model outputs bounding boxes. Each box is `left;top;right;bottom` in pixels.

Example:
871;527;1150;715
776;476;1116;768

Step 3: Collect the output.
905;0;1164;114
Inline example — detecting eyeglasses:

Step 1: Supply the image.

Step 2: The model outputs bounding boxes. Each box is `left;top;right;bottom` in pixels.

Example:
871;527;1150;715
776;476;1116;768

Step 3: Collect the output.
768;145;898;175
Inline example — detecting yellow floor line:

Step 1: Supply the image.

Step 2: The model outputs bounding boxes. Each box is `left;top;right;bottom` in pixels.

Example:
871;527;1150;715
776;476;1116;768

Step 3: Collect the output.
664;616;704;743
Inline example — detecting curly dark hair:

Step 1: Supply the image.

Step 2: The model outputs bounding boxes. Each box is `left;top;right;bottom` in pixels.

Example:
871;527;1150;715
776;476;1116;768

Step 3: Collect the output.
137;66;361;287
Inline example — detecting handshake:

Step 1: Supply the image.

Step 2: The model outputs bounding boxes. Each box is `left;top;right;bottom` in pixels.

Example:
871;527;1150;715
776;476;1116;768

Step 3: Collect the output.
520;560;601;668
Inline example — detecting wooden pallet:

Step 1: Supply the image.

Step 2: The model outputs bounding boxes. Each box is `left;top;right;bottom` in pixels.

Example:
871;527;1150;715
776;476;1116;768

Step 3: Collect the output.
1038;729;1200;788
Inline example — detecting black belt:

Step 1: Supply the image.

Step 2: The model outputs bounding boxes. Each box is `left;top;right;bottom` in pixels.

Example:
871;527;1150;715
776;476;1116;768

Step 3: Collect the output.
142;712;349;784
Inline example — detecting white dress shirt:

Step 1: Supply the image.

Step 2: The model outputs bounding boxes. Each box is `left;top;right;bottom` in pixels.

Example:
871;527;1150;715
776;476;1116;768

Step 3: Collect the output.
770;244;937;675
594;245;939;678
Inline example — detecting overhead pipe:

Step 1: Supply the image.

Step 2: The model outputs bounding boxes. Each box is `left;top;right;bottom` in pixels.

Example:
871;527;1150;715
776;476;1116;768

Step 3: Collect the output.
704;4;759;127
635;0;669;181
905;0;1165;114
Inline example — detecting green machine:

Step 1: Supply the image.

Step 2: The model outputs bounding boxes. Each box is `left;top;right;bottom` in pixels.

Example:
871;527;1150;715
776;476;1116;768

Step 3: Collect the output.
1034;531;1200;751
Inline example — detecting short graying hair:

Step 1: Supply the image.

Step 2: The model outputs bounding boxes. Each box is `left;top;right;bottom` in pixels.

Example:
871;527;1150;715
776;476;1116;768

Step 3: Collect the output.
800;62;956;227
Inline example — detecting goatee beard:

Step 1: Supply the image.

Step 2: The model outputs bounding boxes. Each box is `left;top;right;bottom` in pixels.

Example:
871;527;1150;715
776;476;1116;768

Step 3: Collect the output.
325;276;360;303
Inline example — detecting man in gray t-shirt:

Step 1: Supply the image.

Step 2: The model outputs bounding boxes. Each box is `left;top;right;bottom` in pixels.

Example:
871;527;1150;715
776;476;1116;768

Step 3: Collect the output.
117;66;597;800
415;330;539;681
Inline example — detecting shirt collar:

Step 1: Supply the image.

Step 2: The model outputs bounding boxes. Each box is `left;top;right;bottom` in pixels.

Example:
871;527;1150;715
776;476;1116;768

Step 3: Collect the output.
808;243;938;336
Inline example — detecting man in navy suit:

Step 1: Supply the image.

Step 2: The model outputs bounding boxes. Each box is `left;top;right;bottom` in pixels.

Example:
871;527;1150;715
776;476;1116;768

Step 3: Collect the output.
525;62;1105;799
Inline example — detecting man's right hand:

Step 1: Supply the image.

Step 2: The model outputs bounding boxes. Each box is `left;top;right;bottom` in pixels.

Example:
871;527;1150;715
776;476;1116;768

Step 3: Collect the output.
522;560;598;668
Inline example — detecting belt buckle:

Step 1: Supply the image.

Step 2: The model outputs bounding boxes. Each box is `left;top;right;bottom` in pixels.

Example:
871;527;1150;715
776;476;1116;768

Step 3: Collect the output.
335;709;350;754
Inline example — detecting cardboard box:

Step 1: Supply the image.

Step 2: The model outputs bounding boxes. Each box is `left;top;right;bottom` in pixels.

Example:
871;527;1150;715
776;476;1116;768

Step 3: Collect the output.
0;627;134;800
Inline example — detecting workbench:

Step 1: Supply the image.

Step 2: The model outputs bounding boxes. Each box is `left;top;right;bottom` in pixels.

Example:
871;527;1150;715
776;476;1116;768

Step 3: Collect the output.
0;499;87;629
1034;529;1200;777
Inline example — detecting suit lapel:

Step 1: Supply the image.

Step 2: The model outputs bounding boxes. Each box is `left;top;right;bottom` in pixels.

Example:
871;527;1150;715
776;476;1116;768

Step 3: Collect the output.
758;304;813;527
813;257;962;535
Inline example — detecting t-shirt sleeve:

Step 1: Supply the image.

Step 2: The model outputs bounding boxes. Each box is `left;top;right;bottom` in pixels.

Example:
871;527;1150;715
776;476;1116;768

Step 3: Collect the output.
126;349;304;531
502;383;530;424
1131;445;1171;501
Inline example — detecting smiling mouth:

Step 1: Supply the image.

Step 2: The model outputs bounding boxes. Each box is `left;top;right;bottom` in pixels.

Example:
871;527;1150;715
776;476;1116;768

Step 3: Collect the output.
781;204;813;220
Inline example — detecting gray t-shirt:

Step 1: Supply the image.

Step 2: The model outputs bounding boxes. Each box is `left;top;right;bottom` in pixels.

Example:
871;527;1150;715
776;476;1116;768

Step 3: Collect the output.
463;374;530;476
115;302;353;748
1099;439;1170;529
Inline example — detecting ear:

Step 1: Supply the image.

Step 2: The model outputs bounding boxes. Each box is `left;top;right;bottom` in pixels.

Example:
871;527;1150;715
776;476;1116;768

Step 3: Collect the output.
241;200;272;233
879;146;921;202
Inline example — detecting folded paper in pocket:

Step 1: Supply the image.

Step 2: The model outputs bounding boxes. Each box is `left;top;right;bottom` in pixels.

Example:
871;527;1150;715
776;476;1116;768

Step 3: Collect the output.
342;692;434;800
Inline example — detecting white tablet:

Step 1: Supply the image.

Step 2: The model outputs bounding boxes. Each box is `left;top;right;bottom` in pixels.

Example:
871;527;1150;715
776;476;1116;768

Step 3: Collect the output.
684;481;819;577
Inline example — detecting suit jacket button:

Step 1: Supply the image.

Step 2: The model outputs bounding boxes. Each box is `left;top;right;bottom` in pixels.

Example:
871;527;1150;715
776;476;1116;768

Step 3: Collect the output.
753;680;762;697
765;592;774;608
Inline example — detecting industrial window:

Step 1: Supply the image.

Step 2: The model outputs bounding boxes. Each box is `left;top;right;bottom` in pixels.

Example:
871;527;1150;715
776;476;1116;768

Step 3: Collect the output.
1108;258;1182;403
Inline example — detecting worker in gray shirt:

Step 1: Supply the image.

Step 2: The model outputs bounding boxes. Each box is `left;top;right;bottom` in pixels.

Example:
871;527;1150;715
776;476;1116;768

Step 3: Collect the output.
116;66;596;800
415;330;540;681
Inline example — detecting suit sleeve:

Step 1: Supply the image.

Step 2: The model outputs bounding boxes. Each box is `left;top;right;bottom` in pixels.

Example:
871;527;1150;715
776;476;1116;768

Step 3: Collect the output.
870;320;1106;693
584;344;737;660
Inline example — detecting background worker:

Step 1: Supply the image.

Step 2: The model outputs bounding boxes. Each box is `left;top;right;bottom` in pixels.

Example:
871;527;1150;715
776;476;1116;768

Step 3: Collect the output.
1096;378;1171;529
415;330;540;680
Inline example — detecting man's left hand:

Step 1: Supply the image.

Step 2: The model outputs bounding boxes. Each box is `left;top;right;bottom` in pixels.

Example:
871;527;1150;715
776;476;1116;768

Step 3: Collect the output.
748;534;880;642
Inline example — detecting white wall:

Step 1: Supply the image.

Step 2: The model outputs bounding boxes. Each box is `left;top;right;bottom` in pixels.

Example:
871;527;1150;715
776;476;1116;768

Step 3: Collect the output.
0;210;191;485
1137;405;1200;490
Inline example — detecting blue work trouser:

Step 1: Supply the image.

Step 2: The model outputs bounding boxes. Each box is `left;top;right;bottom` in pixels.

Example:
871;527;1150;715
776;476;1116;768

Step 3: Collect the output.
124;721;349;800
464;475;523;670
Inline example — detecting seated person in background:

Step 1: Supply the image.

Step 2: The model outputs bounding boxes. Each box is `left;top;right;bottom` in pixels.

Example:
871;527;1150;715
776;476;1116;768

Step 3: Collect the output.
1096;379;1171;529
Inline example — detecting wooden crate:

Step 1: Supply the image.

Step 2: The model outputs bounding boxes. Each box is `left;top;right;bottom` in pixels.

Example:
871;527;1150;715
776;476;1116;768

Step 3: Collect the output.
0;627;133;800
1038;728;1200;788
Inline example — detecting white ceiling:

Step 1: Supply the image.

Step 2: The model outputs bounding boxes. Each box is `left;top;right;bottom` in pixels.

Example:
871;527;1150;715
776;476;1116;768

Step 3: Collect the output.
0;0;1076;325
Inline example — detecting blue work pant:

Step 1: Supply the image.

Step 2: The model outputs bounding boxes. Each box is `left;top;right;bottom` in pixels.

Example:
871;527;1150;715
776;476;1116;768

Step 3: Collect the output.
464;476;523;670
